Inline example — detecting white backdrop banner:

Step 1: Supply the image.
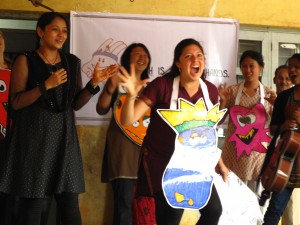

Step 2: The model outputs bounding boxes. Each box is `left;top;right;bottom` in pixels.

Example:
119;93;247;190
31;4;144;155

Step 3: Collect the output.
70;11;239;125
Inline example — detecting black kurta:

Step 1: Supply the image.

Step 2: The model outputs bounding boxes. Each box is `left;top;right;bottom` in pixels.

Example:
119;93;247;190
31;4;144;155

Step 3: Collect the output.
0;51;85;198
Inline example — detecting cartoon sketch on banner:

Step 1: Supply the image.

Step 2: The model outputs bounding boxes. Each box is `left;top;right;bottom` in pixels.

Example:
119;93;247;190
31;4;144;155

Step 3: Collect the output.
0;69;10;140
157;98;226;209
81;38;127;79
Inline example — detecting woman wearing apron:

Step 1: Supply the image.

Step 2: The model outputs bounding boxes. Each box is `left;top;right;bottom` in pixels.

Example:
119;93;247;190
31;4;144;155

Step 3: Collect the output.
218;50;274;191
117;38;229;225
97;43;155;225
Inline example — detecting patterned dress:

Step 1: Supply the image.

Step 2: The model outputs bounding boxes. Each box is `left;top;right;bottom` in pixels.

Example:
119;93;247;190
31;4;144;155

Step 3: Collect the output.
0;51;85;198
221;82;274;181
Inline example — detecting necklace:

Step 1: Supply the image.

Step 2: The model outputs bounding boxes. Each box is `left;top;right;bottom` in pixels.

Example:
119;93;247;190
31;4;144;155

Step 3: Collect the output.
38;49;58;65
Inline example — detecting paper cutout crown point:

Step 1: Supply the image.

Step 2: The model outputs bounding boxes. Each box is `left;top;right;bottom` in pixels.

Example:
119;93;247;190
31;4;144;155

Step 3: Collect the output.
158;98;226;133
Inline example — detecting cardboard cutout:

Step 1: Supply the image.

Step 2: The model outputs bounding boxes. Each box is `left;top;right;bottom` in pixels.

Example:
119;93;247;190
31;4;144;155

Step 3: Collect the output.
157;98;226;209
114;93;151;146
229;103;271;159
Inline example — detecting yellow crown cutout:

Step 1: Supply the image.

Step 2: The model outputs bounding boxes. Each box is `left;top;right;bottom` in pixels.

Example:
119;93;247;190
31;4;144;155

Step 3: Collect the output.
157;98;227;133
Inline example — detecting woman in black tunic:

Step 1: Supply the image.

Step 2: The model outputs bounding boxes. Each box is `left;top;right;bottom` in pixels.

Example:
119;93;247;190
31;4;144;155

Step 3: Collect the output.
0;12;117;225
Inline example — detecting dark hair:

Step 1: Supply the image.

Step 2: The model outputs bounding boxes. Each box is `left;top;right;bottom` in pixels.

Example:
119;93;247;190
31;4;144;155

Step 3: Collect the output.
0;30;12;69
164;38;206;79
287;53;300;65
35;12;68;49
274;65;288;78
120;43;151;80
239;50;264;68
4;55;12;69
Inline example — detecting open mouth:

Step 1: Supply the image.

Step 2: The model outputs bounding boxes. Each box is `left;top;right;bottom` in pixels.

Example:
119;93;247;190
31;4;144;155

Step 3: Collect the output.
137;61;145;65
236;128;258;145
191;66;199;73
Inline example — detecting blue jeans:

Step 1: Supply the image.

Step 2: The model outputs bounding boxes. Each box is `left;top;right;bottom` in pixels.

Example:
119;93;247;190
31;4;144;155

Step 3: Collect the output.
263;187;294;225
111;179;136;225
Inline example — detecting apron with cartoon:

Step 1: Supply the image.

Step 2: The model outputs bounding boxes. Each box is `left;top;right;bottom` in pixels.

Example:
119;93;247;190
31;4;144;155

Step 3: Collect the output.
113;86;156;225
158;76;226;210
228;81;271;159
113;86;151;146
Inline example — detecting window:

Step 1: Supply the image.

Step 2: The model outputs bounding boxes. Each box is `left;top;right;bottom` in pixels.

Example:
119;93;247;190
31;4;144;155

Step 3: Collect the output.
238;26;300;90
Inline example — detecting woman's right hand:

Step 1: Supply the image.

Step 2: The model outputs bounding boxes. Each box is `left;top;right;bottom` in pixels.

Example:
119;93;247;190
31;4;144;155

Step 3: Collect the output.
118;64;149;97
45;68;68;90
280;119;298;133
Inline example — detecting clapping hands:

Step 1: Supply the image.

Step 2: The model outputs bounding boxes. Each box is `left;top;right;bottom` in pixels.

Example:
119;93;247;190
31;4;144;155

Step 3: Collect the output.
91;62;119;86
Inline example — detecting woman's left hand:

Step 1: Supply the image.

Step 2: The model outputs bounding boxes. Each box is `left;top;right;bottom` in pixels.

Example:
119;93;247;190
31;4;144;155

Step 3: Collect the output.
215;157;229;183
264;91;277;105
118;64;149;97
91;62;119;86
292;107;300;125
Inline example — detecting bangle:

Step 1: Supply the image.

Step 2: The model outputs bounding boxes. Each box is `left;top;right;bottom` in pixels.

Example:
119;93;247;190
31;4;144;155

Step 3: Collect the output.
85;80;100;95
128;95;138;100
105;85;113;95
38;81;49;99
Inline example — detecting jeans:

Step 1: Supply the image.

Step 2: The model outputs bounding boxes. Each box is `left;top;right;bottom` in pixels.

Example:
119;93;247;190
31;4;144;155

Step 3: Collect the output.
111;178;136;225
263;187;294;225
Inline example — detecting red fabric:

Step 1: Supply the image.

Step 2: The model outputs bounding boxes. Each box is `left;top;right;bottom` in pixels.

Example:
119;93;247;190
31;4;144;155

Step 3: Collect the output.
132;186;156;225
0;69;11;140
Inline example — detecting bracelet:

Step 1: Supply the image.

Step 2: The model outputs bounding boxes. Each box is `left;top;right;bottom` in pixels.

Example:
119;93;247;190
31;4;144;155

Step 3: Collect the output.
85;80;100;95
128;95;138;100
38;81;49;99
105;85;113;95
